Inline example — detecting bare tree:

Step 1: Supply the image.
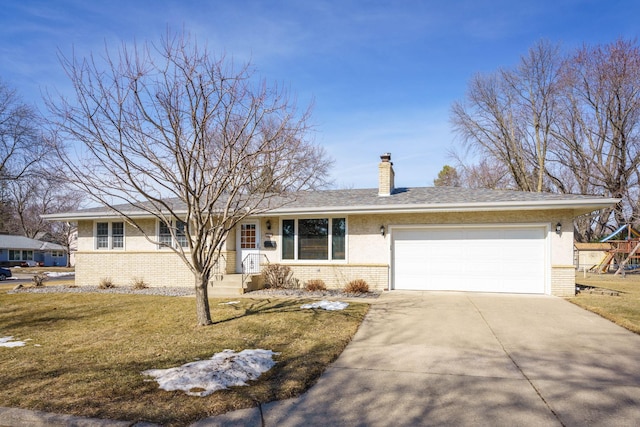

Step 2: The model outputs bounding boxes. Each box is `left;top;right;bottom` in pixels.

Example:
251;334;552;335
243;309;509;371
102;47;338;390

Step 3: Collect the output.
552;39;640;238
10;175;84;239
451;40;562;193
48;220;77;267
451;71;534;191
451;38;640;241
47;31;331;326
460;158;513;189
0;79;47;181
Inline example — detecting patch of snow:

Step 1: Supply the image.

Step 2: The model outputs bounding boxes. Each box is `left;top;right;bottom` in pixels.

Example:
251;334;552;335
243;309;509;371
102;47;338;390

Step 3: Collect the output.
301;300;349;311
219;301;240;305
0;336;26;348
142;349;279;397
45;272;75;278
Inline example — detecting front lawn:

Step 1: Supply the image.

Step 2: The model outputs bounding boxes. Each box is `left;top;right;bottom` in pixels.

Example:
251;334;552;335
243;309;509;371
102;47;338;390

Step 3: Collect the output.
0;291;368;426
571;272;640;334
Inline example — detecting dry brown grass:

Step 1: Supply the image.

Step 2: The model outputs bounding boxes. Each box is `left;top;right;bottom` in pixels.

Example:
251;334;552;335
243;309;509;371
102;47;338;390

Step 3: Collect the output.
571;272;640;334
0;291;368;426
12;266;75;274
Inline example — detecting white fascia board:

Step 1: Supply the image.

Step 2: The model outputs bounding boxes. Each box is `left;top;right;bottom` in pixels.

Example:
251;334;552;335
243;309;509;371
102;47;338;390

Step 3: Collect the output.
41;210;163;221
265;198;620;216
42;198;619;221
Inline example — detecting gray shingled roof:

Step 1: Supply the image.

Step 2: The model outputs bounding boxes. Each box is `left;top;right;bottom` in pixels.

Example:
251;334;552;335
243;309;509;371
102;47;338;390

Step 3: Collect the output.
0;235;66;251
278;187;603;208
42;186;617;220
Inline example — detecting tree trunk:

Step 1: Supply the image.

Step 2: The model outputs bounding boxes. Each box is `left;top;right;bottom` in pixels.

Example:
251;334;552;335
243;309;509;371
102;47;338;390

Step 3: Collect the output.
195;272;213;326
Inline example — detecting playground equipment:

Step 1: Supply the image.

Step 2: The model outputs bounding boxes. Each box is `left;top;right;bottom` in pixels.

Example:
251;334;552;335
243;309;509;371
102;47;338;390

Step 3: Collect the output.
591;224;640;274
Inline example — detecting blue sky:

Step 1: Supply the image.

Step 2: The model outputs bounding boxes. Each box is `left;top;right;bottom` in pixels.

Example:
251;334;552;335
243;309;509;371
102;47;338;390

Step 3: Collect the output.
1;0;639;189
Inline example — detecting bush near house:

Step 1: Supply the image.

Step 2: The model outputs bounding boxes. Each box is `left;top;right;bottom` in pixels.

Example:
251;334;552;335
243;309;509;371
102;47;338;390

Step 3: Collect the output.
32;273;47;287
131;277;149;290
305;279;327;292
344;279;369;294
98;277;116;289
261;264;299;289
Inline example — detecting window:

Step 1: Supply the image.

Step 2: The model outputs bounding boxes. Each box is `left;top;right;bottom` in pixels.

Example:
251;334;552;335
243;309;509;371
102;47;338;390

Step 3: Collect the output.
112;222;124;249
96;222;109;249
158;221;172;246
158;220;189;248
281;218;346;261
52;251;64;257
240;223;257;249
332;218;346;260
9;250;33;261
299;219;328;260
282;219;295;260
96;222;125;249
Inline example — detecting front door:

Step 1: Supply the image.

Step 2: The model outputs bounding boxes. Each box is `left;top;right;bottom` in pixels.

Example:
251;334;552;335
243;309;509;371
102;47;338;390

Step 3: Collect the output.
236;221;260;273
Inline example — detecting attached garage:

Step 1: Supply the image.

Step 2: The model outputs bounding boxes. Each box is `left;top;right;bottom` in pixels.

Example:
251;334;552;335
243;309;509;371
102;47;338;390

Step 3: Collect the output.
392;225;548;294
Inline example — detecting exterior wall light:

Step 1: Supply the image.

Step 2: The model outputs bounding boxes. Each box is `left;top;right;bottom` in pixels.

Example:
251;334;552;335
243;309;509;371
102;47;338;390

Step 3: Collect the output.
556;223;562;235
380;225;386;236
266;220;271;230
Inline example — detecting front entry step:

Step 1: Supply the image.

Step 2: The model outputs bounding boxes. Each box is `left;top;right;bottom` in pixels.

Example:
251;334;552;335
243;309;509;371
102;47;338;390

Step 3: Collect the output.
209;273;263;296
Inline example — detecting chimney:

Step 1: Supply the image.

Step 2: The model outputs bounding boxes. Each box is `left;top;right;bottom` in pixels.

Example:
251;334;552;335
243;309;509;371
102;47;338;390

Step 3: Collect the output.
378;153;395;196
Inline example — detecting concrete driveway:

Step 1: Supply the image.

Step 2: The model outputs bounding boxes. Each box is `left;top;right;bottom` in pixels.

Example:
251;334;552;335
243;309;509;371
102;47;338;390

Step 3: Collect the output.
196;291;640;427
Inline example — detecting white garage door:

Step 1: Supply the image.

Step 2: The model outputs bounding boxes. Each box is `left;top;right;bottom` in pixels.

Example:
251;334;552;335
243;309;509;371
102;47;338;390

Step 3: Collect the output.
393;226;547;294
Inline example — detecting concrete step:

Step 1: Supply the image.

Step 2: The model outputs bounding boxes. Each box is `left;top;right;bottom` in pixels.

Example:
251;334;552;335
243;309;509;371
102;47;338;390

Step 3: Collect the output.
209;274;254;296
209;285;246;296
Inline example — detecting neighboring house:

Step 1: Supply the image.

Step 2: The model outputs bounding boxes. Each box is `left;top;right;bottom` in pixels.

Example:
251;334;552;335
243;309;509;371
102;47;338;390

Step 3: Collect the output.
43;153;617;296
574;242;612;271
0;235;68;267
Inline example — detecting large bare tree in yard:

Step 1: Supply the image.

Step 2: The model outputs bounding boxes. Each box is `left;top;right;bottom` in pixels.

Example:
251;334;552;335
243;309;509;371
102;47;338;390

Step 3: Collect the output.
47;32;331;326
451;38;640;241
552;40;640;240
0;78;72;235
451;40;562;193
9;175;84;240
0;79;48;182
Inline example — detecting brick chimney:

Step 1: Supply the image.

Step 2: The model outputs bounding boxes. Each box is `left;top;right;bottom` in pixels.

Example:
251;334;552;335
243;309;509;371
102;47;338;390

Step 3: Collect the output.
378;153;395;196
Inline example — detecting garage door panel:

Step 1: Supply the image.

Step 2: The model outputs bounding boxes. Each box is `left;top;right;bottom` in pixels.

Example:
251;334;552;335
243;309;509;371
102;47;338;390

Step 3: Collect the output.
393;227;546;294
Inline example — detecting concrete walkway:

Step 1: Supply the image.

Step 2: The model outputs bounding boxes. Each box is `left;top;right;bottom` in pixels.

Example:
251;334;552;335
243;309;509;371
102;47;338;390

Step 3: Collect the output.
194;291;640;427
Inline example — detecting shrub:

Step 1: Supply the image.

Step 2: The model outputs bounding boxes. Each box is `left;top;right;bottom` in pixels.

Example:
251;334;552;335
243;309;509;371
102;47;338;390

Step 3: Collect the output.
305;279;327;292
344;279;369;294
98;277;116;289
131;277;149;290
261;264;299;289
32;273;47;287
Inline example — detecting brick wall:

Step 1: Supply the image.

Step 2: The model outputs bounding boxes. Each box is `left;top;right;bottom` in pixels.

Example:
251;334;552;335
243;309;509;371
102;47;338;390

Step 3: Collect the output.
75;250;235;288
551;265;576;296
287;264;389;291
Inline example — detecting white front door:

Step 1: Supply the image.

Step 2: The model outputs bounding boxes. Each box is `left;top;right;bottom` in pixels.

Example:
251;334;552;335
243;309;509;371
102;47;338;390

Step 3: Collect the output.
236;221;260;273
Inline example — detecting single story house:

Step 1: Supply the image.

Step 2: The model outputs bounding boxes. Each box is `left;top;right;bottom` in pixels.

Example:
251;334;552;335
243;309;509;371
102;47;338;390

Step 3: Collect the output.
43;153;617;296
0;235;68;267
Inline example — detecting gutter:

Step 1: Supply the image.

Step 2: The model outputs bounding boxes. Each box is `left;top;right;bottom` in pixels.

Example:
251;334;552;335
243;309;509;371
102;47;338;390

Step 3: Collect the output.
42;198;620;221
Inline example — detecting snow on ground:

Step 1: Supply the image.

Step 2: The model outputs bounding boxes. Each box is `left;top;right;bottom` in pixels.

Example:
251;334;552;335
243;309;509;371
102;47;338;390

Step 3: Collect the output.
45;272;75;278
143;349;279;397
300;300;349;311
218;301;240;305
0;336;26;348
